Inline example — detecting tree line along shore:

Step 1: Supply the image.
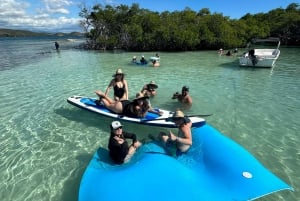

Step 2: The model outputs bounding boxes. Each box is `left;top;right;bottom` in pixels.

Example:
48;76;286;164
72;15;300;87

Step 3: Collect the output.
2;3;299;51
79;3;299;51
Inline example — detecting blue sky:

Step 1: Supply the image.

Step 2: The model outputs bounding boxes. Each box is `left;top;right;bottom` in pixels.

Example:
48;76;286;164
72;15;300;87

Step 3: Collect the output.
0;0;298;33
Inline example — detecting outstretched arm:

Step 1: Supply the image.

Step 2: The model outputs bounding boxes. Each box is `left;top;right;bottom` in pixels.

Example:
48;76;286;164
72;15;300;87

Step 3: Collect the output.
105;79;114;96
124;80;129;100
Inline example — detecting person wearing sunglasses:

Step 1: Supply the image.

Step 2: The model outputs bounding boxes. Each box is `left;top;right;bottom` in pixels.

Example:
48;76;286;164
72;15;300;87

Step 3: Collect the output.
108;121;141;164
101;68;128;102
141;81;158;97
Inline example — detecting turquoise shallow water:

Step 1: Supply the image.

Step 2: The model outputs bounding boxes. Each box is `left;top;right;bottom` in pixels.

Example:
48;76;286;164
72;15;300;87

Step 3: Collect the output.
0;38;299;201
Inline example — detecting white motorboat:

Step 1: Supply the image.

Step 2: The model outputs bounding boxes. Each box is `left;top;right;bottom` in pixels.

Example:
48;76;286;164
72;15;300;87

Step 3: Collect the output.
239;38;280;68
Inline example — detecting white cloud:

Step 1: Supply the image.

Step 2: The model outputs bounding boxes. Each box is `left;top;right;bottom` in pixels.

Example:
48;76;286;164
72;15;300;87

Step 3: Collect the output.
41;0;73;14
0;0;81;32
0;0;29;17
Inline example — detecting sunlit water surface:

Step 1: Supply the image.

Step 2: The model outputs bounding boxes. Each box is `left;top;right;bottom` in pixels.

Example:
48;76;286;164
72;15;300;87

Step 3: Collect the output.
0;37;299;201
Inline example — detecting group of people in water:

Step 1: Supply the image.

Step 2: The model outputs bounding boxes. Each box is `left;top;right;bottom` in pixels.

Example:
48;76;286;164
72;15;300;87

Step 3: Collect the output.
95;68;193;164
218;48;238;56
132;54;160;67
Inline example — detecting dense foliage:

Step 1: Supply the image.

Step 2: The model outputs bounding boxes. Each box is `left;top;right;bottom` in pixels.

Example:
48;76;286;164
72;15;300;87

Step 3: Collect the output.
79;3;300;51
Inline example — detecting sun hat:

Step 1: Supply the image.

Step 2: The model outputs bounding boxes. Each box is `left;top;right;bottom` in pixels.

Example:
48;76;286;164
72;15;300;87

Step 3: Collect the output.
111;121;123;129
148;81;158;89
112;68;124;77
170;109;186;122
172;109;185;118
170;109;191;124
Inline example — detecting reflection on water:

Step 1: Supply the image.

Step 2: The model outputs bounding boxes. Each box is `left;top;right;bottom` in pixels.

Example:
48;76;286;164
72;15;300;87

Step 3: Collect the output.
0;39;299;201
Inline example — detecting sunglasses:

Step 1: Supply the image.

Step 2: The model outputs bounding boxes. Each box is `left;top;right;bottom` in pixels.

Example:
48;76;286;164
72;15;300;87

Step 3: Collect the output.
114;126;122;130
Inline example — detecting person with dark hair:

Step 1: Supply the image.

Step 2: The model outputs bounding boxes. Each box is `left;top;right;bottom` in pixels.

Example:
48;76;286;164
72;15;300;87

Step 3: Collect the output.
248;49;257;65
172;86;192;106
54;41;59;50
141;81;158;97
225;50;232;56
108;121;141;164
151;59;160;67
157;109;192;156
140;55;148;65
103;68;128;101
94;91;151;118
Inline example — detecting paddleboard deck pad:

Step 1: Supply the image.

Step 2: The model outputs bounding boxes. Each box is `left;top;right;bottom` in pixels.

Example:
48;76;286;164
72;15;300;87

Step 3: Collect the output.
67;96;205;128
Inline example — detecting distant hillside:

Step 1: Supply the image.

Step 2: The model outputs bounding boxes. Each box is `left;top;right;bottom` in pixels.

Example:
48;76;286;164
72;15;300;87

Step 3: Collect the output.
0;28;84;37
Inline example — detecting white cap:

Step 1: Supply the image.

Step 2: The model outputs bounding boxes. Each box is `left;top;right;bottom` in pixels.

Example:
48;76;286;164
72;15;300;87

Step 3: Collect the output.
111;121;122;129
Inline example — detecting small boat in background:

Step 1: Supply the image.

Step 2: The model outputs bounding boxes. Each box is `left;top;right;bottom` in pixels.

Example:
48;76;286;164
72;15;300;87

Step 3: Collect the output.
239;38;281;68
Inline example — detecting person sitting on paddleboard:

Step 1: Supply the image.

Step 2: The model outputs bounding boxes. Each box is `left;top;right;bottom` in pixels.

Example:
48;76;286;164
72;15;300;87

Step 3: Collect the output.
102;68;128;102
141;81;158;97
172;86;192;107
94;90;152;118
158;109;192;156
135;92;163;115
108;121;141;164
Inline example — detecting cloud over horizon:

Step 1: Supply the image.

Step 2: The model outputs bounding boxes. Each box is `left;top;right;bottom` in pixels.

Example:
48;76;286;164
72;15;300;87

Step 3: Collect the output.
0;0;82;33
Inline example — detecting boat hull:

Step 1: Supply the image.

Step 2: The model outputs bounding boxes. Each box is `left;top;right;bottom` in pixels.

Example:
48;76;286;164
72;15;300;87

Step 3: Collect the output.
239;38;281;68
239;49;280;67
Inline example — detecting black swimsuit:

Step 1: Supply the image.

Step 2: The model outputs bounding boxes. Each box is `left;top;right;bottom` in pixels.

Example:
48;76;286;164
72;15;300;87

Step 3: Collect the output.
114;84;125;99
121;100;137;117
108;132;137;164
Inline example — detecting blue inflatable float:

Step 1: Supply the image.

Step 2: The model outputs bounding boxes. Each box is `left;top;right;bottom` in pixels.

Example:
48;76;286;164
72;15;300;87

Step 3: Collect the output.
79;124;293;201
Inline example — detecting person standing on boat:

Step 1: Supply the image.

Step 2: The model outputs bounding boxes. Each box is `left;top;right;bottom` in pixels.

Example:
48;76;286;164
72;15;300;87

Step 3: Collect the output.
141;81;158;97
158;109;192;156
172;86;192;107
108;121;141;164
102;68;128;101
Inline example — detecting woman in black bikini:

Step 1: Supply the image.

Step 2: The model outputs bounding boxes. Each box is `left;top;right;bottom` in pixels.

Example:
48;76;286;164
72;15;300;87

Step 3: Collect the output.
104;68;128;101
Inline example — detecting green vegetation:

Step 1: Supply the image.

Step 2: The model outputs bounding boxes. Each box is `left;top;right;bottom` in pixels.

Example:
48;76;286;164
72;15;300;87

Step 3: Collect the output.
79;3;300;50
